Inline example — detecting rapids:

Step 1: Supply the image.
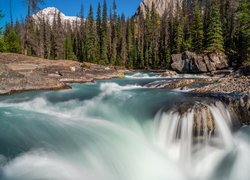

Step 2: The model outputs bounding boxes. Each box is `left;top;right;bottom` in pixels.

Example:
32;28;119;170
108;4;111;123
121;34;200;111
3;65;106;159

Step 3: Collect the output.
0;72;249;180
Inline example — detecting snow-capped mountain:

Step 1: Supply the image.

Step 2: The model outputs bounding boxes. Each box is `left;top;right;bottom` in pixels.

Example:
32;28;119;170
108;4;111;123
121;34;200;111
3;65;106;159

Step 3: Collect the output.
32;7;81;25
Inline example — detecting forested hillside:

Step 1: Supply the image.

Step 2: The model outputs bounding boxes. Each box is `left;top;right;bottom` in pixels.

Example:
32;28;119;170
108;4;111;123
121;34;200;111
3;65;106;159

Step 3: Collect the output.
0;0;249;69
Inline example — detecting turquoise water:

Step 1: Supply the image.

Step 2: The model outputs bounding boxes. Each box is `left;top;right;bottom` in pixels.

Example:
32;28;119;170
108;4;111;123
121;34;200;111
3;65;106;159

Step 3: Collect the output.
0;73;249;180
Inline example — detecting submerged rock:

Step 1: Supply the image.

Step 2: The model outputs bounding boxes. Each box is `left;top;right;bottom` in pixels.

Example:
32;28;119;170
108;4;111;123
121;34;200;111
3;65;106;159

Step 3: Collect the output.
161;70;177;77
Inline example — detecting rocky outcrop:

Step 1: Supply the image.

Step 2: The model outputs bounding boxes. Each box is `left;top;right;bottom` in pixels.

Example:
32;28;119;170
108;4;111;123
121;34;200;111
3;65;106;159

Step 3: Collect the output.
171;51;229;73
165;100;240;137
135;0;183;16
150;71;250;125
207;94;250;126
0;53;125;95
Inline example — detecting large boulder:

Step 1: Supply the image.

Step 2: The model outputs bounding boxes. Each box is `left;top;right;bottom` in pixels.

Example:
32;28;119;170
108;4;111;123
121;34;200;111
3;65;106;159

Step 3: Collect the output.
171;54;184;73
208;53;229;70
171;51;229;73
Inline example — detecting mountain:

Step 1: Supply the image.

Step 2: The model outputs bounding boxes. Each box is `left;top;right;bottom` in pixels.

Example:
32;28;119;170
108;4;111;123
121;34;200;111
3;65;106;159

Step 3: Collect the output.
135;0;183;16
32;7;81;25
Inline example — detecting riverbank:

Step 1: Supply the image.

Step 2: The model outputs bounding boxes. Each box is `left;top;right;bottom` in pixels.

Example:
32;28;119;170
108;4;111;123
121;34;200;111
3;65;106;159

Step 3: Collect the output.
0;53;125;95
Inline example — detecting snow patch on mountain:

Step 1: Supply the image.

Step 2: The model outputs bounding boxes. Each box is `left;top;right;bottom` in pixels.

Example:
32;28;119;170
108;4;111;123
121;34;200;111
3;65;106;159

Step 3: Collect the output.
32;7;81;25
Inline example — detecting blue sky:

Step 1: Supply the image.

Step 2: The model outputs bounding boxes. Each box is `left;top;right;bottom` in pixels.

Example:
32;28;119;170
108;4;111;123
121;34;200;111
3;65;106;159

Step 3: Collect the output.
0;0;141;27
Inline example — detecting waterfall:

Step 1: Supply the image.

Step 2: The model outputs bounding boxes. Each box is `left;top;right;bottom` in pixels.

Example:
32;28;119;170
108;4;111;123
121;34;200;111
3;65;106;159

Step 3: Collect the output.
154;102;237;179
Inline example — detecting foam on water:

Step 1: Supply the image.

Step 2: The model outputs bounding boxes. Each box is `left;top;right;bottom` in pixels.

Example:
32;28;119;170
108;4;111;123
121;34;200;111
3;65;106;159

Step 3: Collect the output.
0;80;249;180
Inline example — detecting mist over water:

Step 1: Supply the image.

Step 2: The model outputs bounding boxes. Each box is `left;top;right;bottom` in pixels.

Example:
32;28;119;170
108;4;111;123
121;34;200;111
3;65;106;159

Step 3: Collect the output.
0;72;249;180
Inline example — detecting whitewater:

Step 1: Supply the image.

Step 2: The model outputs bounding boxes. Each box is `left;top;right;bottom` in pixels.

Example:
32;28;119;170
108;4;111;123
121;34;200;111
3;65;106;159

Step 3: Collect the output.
0;72;249;180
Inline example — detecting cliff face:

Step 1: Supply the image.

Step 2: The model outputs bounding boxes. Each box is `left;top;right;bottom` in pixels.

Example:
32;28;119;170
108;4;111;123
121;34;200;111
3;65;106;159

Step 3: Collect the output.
135;0;183;16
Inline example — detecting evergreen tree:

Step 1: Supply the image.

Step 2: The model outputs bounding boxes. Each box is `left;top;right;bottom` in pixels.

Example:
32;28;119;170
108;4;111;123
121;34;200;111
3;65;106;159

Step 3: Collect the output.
120;14;127;66
4;28;21;53
150;3;161;68
235;0;250;65
191;6;204;52
159;10;171;68
41;16;50;59
126;19;133;68
110;0;118;65
76;4;85;62
220;0;238;53
24;0;44;55
64;36;76;60
0;10;5;52
0;38;5;52
86;5;97;63
173;8;185;53
96;2;102;62
100;0;109;65
25;18;37;56
205;0;224;52
165;47;171;68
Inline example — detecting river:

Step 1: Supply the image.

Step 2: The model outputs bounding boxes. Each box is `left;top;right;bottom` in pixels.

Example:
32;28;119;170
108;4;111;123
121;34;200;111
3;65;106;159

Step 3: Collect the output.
0;72;249;180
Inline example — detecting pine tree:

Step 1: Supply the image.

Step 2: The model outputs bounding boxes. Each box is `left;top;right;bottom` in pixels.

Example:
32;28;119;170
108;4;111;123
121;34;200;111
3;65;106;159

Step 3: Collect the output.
205;0;224;52
137;13;144;69
173;11;185;53
110;0;118;65
120;14;127;66
76;4;85;62
220;0;239;53
150;3;161;68
0;10;5;52
64;36;76;60
96;2;102;62
235;0;250;65
126;19;133;68
86;5;97;63
25;18;37;56
165;47;171;69
24;0;44;55
41;16;50;59
4;27;21;53
100;0;109;65
0;38;5;52
191;6;204;52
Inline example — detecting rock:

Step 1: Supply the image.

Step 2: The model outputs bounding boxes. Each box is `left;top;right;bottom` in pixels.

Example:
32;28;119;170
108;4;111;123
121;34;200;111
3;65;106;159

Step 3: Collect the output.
194;73;250;94
204;55;216;72
70;66;76;72
208;52;229;70
135;0;183;17
166;101;233;136
184;51;208;73
171;51;229;73
171;54;184;73
161;70;177;77
0;53;125;95
167;97;249;137
206;94;250;126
